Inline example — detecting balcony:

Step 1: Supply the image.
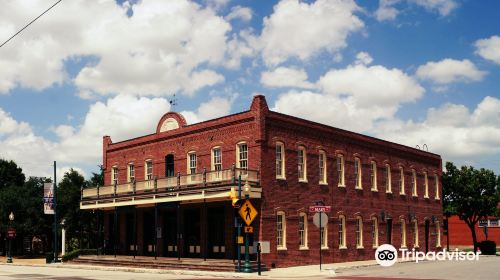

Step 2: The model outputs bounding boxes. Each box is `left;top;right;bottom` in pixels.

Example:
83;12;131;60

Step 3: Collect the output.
80;167;260;209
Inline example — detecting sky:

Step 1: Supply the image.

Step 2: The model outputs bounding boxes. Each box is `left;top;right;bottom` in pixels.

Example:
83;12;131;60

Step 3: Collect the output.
0;0;499;179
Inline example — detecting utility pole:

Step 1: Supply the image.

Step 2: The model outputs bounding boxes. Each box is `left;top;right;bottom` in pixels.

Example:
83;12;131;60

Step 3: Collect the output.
53;161;58;263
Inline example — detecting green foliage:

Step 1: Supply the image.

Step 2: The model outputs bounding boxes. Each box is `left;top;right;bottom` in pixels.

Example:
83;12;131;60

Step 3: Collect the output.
0;159;25;189
61;248;97;262
87;165;104;188
442;162;499;250
477;240;496;255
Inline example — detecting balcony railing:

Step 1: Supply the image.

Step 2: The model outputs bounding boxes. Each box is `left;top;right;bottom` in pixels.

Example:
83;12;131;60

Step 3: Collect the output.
81;166;259;200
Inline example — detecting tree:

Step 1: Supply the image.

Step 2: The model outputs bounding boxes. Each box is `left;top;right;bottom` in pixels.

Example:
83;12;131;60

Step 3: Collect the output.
442;162;499;252
87;165;104;187
0;159;25;189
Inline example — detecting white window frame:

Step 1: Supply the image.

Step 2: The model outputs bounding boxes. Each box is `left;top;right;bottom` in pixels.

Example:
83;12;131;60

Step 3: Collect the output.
338;215;347;249
385;164;392;193
400;218;407;248
145;160;153;180
211;147;222;171
321;223;328;249
412;169;418;197
275;142;286;179
112;166;118;185
188;152;197;174
424;172;429;198
435;221;441;247
372;217;379;248
127;163;135;183
298;146;307;182
399;167;405;195
299;212;308;249
434;174;440;200
354;157;362;189
356;216;364;249
337;155;345;187
371;161;377;191
277;211;287;250
413;219;419;248
319;150;327;185
236;142;248;170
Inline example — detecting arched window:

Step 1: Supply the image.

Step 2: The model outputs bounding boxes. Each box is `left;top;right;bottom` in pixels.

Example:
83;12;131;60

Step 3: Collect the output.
435;173;440;200
298;146;307;182
211;147;222;171
371;161;377;191
412;169;418;197
355;216;364;248
399;167;405;195
277;211;287;250
354;157;362;189
337;155;345;187
424;172;429;198
127;163;135;183
236;142;248;170
400;218;407;248
413;219;419;248
276;142;285;179
187;152;197;174
338;215;346;248
299;212;308;249
145;160;153;188
372;217;379;248
319;150;327;184
385;164;392;193
112;166;118;185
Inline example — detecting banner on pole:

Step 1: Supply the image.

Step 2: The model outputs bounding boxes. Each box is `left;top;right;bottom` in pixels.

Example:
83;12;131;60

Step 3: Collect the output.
43;183;54;214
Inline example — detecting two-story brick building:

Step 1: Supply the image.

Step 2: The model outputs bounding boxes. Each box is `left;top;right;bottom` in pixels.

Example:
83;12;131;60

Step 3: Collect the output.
80;95;443;268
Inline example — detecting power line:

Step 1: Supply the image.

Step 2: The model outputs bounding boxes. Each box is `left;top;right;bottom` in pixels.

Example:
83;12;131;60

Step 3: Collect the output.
0;0;63;49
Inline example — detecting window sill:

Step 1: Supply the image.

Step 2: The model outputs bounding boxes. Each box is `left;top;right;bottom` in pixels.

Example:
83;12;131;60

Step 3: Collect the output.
400;193;406;196
339;246;348;250
321;247;329;250
386;190;393;194
319;182;328;186
435;197;440;200
414;245;420;249
338;184;346;188
356;246;364;249
355;186;363;190
412;194;418;198
401;245;407;249
372;245;378;249
299;247;309;251
277;247;288;251
276;176;287;181
424;196;429;199
298;179;308;183
371;188;378;192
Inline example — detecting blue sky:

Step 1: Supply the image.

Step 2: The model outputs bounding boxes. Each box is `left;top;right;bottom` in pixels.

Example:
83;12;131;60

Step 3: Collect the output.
0;0;499;178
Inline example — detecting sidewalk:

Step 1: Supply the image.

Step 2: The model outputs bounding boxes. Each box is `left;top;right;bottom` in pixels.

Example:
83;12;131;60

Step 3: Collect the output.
0;256;46;265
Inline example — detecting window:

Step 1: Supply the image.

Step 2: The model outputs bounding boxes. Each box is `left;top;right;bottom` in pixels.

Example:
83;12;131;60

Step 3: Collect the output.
435;221;441;247
319;151;327;184
434;174;440;200
371;161;377;191
237;143;248;170
354;157;362;189
385;164;392;193
412;169;418;197
145;160;153;180
413;220;419;248
424;172;429;198
277;212;286;249
400;218;407;248
356;216;363;248
127;164;135;183
321;224;328;249
399;167;405;195
188;153;197;174
372;217;379;248
338;215;346;248
212;148;222;171
337;155;345;187
299;212;308;249
276;142;285;179
112;166;118;185
298;146;307;181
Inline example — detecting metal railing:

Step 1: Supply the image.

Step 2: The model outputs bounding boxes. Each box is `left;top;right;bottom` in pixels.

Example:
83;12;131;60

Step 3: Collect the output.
81;166;259;200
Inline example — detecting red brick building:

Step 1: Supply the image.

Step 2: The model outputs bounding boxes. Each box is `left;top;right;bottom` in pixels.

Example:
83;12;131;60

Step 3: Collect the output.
80;95;443;268
447;215;500;248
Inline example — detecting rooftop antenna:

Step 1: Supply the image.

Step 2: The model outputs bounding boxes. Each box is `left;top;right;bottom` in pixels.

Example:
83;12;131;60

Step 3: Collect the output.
168;93;178;111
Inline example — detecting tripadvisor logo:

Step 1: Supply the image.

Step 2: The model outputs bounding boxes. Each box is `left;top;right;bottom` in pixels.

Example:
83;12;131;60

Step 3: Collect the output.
375;244;481;267
375;244;398;267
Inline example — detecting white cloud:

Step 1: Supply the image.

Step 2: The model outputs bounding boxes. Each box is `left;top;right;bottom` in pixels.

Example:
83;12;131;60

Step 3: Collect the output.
375;0;457;21
181;96;235;124
260;67;314;89
354;52;374;65
372;96;500;160
475;35;500;65
0;0;233;96
259;0;364;66
273;64;424;132
225;6;252;22
416;59;486;85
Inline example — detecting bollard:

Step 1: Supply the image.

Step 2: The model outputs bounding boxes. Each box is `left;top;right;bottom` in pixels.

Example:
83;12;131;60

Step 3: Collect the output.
257;242;262;276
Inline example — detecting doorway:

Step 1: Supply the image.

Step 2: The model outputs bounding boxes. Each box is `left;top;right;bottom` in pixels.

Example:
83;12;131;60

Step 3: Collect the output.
208;207;226;258
184;208;201;257
165;154;175;177
425;220;430;253
164;210;177;257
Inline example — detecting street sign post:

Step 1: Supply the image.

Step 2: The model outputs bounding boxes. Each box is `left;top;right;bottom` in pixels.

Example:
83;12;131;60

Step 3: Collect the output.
7;228;16;238
309;205;331;213
309;205;331;271
313;212;328;228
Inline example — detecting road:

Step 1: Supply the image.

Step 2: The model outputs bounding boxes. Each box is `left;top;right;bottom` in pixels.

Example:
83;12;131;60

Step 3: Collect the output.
0;256;498;280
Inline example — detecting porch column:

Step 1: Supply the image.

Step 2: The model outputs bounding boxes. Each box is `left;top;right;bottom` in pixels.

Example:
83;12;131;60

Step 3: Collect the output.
154;203;158;259
133;207;137;258
177;203;182;260
202;200;208;261
113;207;117;257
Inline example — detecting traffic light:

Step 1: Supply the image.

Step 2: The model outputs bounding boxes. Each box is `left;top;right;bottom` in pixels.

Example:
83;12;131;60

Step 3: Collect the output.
228;188;244;208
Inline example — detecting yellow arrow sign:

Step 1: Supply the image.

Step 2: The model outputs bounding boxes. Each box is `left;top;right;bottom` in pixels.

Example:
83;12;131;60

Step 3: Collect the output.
239;199;258;226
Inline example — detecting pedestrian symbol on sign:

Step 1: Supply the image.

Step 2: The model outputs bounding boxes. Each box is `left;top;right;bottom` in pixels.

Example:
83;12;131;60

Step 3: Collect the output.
239;199;258;226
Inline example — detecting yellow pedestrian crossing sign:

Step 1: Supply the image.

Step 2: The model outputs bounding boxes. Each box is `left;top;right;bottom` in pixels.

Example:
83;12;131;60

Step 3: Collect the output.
239;199;258;226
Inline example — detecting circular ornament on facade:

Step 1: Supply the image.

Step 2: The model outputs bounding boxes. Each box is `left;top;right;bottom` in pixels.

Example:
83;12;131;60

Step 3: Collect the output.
156;112;187;133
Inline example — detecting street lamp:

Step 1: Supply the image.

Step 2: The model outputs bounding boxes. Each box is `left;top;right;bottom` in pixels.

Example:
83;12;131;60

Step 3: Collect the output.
243;180;252;273
7;212;14;263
